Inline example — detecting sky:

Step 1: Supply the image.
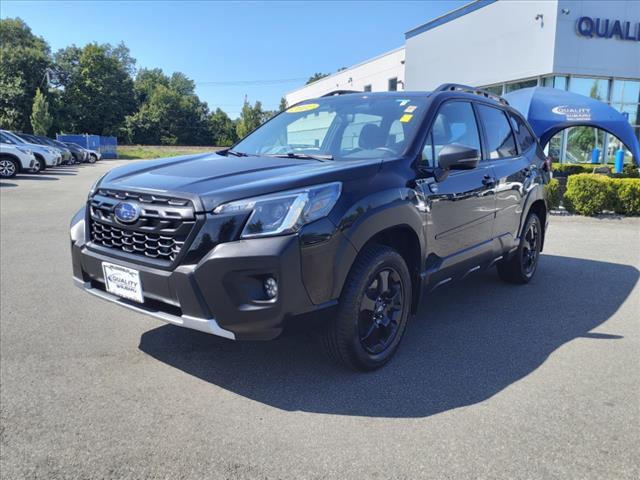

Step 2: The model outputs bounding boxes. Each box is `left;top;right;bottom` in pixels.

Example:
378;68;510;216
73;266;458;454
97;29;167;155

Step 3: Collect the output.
1;0;466;118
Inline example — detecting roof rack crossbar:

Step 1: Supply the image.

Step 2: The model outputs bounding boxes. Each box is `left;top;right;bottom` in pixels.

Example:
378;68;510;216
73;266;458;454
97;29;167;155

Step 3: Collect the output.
434;83;509;105
321;90;361;97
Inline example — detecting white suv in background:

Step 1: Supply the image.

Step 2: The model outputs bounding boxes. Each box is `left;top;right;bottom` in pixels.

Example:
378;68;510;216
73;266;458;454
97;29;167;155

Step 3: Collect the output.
0;142;37;178
0;130;62;172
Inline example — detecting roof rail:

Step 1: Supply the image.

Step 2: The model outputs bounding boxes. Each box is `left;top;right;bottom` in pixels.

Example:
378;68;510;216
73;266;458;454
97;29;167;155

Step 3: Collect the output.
434;83;509;105
321;90;361;97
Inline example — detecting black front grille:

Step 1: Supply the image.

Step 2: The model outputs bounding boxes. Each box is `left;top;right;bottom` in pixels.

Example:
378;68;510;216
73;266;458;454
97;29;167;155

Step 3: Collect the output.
89;189;197;264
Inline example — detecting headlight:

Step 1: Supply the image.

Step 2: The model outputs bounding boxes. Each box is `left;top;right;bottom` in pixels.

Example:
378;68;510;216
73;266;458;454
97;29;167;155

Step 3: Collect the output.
214;182;341;238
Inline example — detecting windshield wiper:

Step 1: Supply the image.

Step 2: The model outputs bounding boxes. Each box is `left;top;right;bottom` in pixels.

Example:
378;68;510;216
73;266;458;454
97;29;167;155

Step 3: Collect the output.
265;152;333;162
221;149;250;157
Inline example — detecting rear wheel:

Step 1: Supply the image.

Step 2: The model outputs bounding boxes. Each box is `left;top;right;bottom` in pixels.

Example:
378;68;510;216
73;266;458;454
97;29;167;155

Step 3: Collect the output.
0;158;18;178
497;212;542;284
321;244;412;371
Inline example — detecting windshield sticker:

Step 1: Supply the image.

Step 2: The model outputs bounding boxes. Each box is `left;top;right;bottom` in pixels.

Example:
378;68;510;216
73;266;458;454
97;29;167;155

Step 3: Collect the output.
404;105;417;113
287;103;320;113
396;99;410;106
400;114;413;123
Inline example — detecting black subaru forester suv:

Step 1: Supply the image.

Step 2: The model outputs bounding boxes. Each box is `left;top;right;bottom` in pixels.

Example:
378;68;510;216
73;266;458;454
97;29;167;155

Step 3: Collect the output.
71;84;550;371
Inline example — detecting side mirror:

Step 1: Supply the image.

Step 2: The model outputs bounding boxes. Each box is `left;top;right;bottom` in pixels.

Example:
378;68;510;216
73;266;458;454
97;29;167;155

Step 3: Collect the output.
438;143;480;170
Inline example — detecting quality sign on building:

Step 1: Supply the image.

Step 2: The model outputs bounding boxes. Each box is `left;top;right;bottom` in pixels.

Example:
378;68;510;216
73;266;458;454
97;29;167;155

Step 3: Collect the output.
577;17;640;41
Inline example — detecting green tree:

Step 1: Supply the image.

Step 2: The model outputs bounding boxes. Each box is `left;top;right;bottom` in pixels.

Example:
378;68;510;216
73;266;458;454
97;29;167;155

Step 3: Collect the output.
0;18;51;131
30;88;53;135
125;69;211;145
208;108;237;146
279;97;288;112
306;72;329;85
236;99;264;139
55;43;136;136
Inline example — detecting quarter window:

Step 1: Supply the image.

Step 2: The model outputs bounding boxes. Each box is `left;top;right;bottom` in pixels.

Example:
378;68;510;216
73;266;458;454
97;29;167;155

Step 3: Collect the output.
508;113;535;152
477;105;518;159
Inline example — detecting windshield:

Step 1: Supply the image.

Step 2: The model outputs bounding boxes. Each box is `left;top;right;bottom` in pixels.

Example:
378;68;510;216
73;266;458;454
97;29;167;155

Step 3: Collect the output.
1;131;27;145
233;94;429;161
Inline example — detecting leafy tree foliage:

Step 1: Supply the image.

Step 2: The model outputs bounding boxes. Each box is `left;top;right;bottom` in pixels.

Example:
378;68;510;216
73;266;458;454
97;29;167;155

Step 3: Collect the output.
279;97;288;112
0;17;277;146
0;18;51;131
54;43;137;136
30;88;53;135
208;108;238;146
306;72;330;85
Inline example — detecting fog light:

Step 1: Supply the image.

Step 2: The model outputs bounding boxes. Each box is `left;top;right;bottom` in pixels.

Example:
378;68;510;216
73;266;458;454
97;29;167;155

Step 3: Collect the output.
264;277;278;299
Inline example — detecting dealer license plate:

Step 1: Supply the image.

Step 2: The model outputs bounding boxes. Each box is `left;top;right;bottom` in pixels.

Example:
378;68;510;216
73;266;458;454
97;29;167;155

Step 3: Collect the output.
102;262;144;303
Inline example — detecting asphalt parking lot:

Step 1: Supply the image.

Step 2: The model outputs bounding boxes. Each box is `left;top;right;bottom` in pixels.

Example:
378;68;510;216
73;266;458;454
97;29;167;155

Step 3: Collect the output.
1;160;639;479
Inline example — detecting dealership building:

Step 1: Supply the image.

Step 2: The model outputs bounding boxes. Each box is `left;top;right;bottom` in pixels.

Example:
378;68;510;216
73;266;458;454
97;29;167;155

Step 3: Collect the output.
285;0;640;163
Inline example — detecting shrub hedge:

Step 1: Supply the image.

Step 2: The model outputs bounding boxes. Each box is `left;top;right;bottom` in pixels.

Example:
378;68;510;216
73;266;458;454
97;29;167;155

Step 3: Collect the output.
562;174;640;216
544;178;561;210
552;163;639;178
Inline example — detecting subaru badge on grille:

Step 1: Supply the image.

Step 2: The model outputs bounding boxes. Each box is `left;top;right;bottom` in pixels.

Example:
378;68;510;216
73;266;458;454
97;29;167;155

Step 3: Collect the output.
114;202;140;223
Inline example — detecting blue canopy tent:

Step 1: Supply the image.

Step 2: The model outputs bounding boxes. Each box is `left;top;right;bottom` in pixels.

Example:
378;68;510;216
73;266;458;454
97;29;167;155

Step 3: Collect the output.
504;87;640;165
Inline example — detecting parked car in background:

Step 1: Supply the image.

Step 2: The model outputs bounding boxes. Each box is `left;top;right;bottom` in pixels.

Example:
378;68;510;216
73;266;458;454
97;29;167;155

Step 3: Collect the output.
18;133;73;165
63;142;89;163
84;148;102;163
0;142;37;178
0;130;61;172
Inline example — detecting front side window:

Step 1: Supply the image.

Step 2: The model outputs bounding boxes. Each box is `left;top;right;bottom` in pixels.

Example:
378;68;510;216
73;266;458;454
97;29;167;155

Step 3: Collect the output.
233;94;429;161
425;101;481;167
477;105;517;159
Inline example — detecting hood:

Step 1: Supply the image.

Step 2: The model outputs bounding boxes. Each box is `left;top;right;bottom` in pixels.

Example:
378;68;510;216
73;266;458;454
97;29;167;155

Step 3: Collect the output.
99;151;381;212
22;142;56;155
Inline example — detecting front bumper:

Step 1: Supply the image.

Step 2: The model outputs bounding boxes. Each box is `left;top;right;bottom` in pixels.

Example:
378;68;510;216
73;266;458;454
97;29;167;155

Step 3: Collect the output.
71;214;337;340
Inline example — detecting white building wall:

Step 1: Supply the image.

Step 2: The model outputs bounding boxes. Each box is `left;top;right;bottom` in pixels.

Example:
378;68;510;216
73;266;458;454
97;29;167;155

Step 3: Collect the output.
285;47;405;105
553;0;640;79
404;0;559;90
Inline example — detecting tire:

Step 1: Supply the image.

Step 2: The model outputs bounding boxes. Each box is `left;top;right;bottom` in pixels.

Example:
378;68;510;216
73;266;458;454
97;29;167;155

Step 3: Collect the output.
321;244;412;371
0;157;19;178
35;156;46;172
497;212;542;284
88;154;96;164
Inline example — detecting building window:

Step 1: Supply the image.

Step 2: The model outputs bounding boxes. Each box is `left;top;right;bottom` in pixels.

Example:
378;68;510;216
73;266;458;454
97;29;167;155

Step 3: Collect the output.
484;85;504;96
388;78;398;91
542;76;568;90
363;84;372;92
569;77;609;101
504;79;538;93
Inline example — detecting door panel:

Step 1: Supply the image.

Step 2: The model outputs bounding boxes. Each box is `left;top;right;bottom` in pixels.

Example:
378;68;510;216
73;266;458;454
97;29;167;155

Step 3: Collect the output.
491;156;533;240
419;165;496;259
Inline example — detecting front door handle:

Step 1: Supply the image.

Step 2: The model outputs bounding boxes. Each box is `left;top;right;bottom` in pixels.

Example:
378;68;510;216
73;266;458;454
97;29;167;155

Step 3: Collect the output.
482;175;496;187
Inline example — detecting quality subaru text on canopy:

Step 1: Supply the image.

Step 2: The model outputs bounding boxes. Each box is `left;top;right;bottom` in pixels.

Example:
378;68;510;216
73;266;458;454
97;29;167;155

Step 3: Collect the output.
70;85;550;371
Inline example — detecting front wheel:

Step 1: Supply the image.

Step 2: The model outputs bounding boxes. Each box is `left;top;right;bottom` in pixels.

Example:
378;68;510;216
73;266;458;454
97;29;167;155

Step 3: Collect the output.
0;158;19;178
497;212;542;284
88;154;97;164
321;244;412;371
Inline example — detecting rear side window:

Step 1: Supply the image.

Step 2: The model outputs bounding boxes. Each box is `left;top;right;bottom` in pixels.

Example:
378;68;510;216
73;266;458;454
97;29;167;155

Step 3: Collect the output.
477;105;517;159
509;113;535;152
